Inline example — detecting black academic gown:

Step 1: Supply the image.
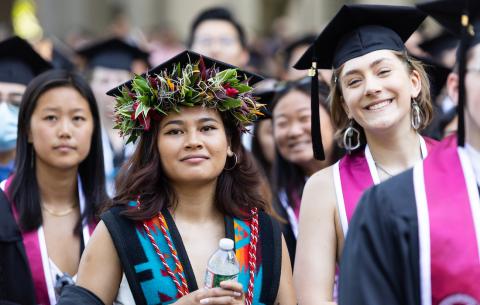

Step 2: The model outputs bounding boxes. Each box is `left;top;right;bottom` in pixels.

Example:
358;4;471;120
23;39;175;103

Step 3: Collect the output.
338;169;422;305
0;189;36;305
338;167;480;305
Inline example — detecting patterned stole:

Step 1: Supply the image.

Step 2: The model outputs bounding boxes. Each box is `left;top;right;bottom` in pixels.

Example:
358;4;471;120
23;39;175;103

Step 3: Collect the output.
135;209;264;305
414;135;480;305
334;136;436;235
3;177;95;305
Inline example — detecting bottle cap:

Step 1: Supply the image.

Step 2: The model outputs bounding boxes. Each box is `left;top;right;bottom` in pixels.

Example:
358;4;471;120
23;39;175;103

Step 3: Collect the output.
219;238;234;250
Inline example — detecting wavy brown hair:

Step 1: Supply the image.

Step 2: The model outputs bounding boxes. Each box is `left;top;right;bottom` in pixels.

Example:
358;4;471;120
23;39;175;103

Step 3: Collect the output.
114;108;270;221
329;50;433;149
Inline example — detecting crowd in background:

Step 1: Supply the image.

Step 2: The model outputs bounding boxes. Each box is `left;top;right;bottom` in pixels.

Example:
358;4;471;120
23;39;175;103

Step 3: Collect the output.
0;1;474;304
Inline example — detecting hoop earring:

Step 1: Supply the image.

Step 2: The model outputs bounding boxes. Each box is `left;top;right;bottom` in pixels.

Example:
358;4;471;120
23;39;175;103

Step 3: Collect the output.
343;119;361;153
224;152;238;171
411;98;422;130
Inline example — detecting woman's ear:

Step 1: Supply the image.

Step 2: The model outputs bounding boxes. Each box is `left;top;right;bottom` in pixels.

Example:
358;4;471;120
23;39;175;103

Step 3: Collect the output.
446;72;459;106
227;146;234;157
410;69;422;99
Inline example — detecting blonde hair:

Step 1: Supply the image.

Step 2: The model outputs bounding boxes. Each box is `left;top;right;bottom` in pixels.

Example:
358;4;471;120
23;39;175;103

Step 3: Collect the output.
329;50;433;148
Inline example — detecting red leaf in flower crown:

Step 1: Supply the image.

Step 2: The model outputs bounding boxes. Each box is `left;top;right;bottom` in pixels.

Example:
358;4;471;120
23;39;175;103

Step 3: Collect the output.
142;114;151;131
198;56;207;81
131;101;139;120
225;87;239;98
148;76;159;88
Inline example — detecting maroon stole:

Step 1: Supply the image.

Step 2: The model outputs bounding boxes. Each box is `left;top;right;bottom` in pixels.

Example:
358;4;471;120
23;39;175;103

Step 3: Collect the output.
2;177;96;305
333;136;437;235
414;135;480;305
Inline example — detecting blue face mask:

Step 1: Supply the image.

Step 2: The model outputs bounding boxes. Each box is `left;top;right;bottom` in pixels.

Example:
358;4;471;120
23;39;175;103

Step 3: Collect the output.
0;102;19;152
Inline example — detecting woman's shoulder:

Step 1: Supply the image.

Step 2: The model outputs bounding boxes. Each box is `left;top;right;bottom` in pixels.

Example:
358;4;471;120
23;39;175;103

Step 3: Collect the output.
305;164;335;193
301;165;337;215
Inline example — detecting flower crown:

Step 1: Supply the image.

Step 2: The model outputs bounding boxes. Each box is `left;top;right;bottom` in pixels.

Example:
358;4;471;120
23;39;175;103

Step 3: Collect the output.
113;56;264;144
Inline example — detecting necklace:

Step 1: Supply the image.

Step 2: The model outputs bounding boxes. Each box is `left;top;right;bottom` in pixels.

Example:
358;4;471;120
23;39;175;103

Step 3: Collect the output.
375;162;394;177
41;203;77;217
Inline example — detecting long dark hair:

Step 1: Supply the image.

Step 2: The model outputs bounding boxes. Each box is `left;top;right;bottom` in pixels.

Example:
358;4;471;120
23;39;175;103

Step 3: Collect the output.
114;109;270;221
10;69;108;234
251;119;272;179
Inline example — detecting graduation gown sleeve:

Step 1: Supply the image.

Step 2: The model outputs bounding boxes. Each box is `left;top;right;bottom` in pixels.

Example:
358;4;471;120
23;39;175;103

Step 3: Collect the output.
0;188;37;305
338;169;421;305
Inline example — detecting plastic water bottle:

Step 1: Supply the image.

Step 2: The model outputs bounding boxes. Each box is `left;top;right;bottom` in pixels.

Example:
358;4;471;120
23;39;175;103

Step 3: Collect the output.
204;238;240;288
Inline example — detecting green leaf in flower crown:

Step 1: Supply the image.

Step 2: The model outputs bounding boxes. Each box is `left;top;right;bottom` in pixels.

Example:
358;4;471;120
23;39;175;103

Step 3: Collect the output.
234;83;252;94
176;62;181;77
222;98;242;110
126;133;137;145
214;69;236;83
133;76;150;92
116;95;129;106
142;105;151;118
135;102;144;119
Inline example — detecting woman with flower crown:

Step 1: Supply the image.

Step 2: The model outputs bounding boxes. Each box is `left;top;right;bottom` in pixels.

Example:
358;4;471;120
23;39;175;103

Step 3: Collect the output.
57;50;296;305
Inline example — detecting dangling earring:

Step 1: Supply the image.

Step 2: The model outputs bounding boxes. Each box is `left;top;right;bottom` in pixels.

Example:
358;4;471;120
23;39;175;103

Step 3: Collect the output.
343;119;360;153
411;98;422;130
224;152;238;171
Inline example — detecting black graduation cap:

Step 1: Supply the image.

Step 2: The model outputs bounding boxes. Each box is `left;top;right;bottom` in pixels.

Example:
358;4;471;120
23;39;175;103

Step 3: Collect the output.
293;4;426;160
0;36;52;85
419;30;458;60
106;49;263;97
77;37;149;71
294;5;426;70
417;0;480;146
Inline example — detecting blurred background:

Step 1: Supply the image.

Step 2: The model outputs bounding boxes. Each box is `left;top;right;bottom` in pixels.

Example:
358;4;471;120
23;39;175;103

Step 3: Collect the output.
0;0;444;76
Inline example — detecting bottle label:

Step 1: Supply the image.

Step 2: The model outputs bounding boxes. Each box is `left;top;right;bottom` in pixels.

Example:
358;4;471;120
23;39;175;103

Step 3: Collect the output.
204;268;239;288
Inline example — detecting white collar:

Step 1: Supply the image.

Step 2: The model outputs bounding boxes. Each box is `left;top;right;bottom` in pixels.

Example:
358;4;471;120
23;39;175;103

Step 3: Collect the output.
465;144;480;187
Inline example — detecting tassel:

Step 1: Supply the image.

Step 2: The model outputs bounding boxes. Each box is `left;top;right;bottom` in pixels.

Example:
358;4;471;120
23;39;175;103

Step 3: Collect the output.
309;59;325;160
457;10;474;147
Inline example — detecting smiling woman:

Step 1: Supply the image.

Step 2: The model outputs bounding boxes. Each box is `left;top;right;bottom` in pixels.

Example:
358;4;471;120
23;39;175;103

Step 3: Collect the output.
292;4;439;305
57;50;297;305
269;77;342;267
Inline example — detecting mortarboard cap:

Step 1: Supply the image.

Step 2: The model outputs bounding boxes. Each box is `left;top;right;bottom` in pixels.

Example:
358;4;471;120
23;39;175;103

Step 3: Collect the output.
294;4;426;70
77;37;149;71
293;4;425;160
417;0;480;146
107;49;263;97
419;30;458;59
0;36;52;85
417;0;480;43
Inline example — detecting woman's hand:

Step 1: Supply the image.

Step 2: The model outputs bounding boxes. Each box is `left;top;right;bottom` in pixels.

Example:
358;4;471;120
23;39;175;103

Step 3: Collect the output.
174;281;244;305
